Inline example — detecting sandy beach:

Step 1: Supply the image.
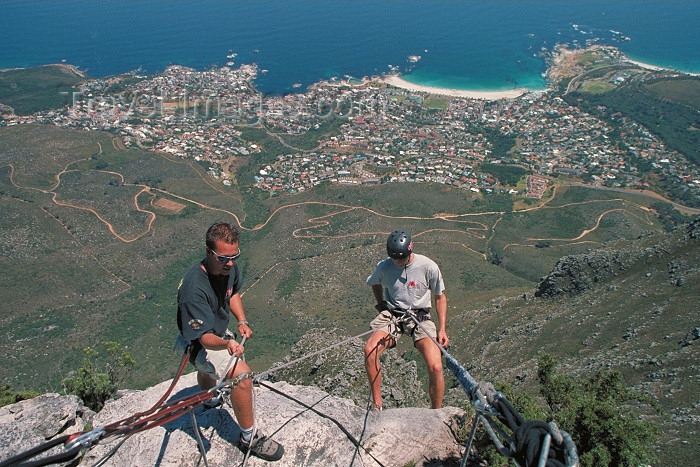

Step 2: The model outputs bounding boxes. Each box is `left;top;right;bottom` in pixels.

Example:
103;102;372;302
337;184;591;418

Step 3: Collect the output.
624;58;700;77
626;59;668;72
382;75;532;100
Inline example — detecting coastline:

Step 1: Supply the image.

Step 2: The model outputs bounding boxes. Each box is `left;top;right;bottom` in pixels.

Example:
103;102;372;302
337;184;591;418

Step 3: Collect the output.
380;46;699;101
0;63;86;77
623;58;700;77
381;75;534;100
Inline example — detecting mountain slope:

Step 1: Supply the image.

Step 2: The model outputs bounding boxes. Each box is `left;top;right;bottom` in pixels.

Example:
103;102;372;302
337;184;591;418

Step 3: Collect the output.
449;219;699;465
274;220;698;464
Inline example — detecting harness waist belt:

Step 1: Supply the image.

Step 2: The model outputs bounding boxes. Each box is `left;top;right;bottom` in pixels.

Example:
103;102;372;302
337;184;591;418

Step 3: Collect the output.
389;308;431;321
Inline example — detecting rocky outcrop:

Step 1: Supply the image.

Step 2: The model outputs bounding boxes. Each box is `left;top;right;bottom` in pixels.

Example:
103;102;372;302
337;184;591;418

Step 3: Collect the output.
268;328;428;409
534;249;627;297
535;219;699;298
1;373;467;467
0;393;93;466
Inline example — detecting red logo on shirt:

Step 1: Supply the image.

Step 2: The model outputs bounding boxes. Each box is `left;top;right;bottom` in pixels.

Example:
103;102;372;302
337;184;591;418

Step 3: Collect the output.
408;281;416;288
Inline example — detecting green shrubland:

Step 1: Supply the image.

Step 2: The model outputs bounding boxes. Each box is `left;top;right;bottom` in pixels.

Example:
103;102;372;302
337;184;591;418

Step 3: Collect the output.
476;352;659;467
62;342;135;412
0;384;39;408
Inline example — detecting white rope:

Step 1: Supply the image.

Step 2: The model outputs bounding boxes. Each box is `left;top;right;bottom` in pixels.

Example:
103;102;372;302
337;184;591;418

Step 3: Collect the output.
253;328;377;382
218;336;248;384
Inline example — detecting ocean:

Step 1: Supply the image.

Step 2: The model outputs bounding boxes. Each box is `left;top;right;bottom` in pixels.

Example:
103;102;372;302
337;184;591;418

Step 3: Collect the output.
1;1;699;95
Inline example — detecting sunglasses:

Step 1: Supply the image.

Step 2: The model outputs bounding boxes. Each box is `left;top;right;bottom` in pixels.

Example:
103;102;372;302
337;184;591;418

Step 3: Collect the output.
210;248;241;264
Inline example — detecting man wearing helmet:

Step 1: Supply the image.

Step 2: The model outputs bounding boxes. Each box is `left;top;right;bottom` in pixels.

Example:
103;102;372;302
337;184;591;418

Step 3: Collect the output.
364;230;449;410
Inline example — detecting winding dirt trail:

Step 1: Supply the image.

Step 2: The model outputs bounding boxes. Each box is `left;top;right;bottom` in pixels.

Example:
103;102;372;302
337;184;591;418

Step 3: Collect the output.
3;141;677;299
4;153;663;250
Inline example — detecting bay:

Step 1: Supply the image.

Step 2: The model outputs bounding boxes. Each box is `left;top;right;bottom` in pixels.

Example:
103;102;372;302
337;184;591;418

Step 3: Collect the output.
1;1;698;95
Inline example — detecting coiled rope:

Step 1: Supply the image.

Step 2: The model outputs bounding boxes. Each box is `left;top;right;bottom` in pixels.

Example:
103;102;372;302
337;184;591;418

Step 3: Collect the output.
390;308;579;467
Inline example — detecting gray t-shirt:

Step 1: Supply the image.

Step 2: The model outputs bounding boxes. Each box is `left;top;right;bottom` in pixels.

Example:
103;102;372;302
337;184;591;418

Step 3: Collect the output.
366;254;445;310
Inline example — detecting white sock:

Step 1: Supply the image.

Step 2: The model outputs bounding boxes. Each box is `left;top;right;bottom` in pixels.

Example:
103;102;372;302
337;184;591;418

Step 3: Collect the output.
240;426;254;443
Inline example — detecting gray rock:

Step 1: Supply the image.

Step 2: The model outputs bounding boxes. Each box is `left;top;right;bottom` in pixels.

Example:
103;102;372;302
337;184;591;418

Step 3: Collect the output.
82;374;465;467
1;375;466;467
535;218;699;298
269;328;428;409
0;393;93;465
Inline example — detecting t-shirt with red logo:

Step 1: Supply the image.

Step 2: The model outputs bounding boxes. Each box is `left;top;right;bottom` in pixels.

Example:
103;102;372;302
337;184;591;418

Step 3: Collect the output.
366;254;444;310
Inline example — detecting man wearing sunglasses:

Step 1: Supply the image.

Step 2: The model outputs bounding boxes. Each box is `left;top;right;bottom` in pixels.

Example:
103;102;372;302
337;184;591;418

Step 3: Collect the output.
175;221;283;461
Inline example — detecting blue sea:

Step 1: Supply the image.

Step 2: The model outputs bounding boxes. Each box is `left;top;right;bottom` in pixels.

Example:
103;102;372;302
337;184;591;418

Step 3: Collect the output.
1;1;699;95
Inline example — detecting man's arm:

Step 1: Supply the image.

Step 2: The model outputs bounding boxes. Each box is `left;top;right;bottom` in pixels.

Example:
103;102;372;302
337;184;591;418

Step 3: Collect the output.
229;293;252;338
434;292;449;347
199;332;244;356
372;284;386;308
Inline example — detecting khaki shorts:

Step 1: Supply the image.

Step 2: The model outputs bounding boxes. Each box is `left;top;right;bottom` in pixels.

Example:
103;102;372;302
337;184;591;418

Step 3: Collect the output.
174;332;238;381
370;310;436;344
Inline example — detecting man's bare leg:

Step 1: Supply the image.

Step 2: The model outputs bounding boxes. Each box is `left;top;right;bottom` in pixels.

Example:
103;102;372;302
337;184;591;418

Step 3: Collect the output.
197;363;254;428
364;331;393;409
415;337;445;409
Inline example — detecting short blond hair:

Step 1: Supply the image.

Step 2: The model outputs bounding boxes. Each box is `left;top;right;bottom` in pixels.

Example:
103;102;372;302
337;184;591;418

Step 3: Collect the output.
205;222;239;249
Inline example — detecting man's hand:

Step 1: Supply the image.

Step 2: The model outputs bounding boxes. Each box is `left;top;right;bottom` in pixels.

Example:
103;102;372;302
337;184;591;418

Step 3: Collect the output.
437;330;450;348
238;321;252;339
226;339;245;356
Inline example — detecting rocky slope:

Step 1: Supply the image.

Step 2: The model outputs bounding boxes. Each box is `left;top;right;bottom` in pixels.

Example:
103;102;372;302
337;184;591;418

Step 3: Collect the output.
0;374;468;467
3;219;697;466
455;219;699;465
535;219;699;298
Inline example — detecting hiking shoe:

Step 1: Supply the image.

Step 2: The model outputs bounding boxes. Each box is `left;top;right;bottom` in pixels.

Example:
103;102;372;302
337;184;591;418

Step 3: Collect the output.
238;431;284;461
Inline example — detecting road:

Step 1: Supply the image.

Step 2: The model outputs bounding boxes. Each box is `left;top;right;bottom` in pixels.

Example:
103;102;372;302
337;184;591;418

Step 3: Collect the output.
561;181;700;216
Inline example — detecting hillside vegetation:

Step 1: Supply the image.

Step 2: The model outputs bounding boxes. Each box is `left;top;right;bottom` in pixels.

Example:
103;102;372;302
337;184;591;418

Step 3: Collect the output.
0;121;673;381
1;73;698;463
273;220;698;465
0;65;86;115
471;221;698;465
565;75;700;170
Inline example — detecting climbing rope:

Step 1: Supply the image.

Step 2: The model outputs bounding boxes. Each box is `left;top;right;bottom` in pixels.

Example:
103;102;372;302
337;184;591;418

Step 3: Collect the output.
0;341;177;466
253;328;376;382
0;435;81;467
2;317;579;467
255;380;387;467
0;340;247;467
391;308;579;467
